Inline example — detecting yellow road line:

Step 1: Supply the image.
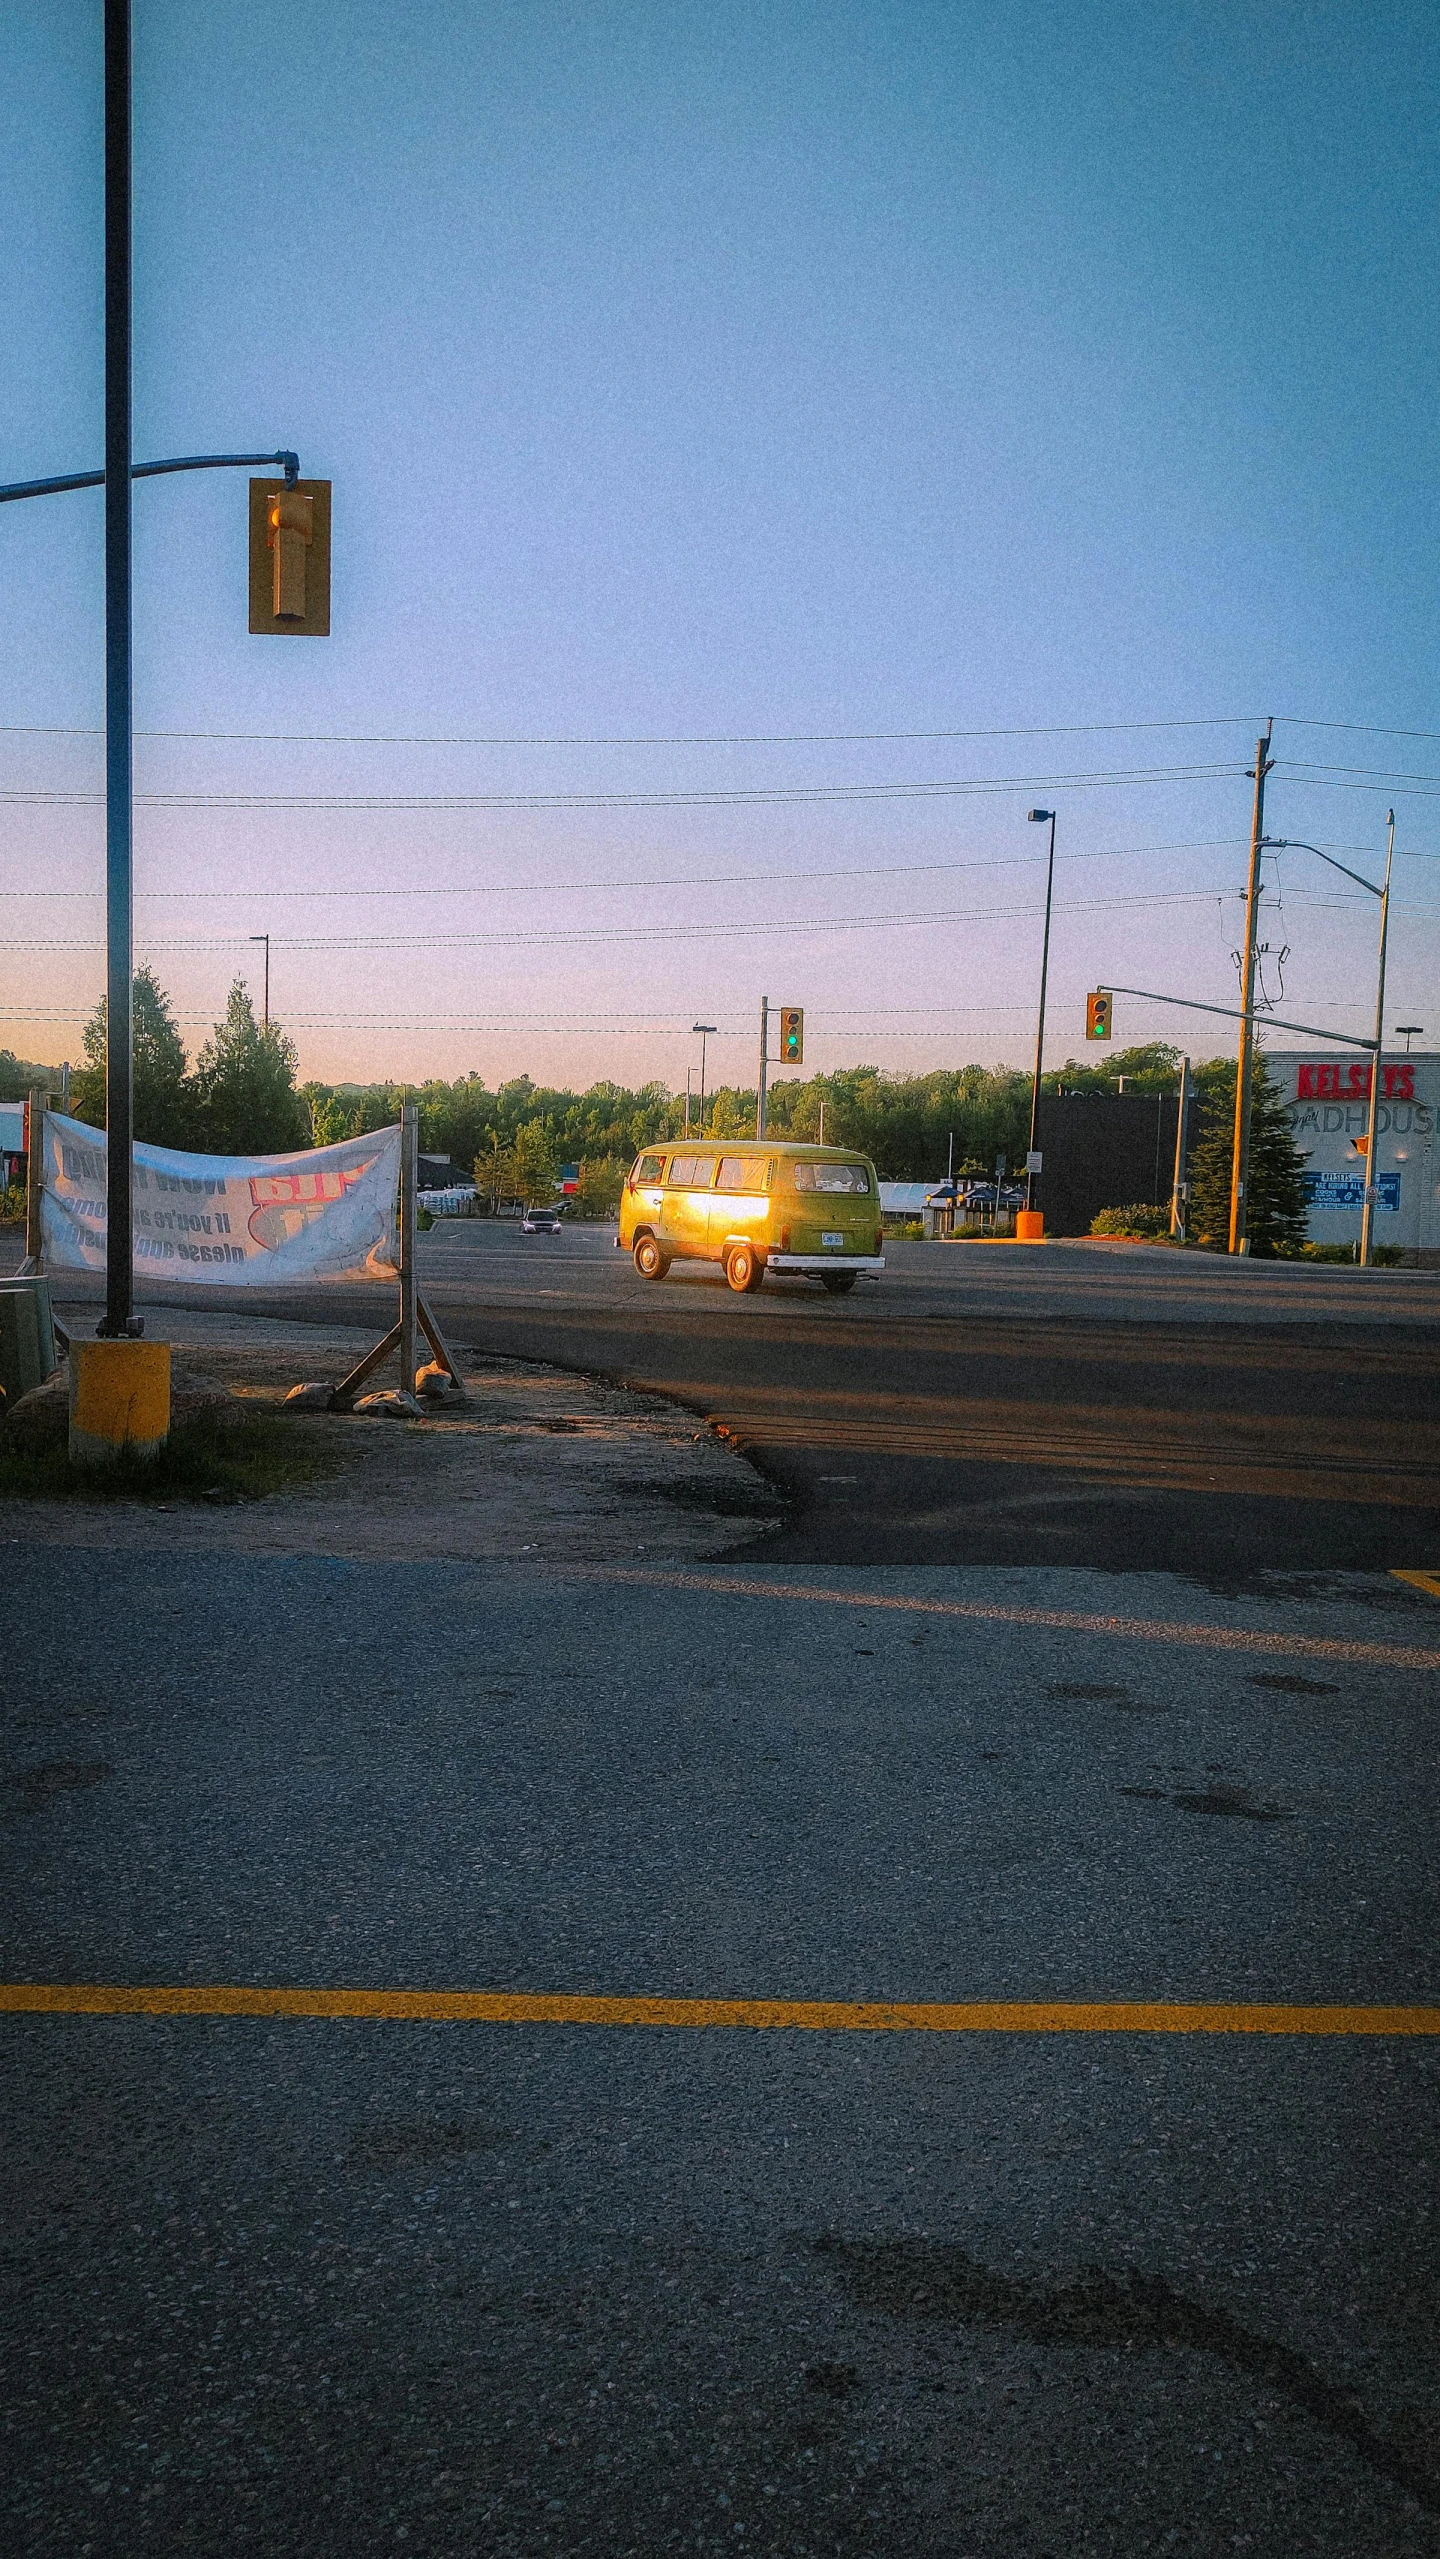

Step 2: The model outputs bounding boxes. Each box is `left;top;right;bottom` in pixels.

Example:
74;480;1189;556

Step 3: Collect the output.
3;1985;1438;2035
1392;1568;1440;1600
568;1567;1440;1671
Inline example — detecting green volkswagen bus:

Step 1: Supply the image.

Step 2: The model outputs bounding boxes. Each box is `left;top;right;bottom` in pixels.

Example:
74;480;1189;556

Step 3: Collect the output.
617;1140;885;1293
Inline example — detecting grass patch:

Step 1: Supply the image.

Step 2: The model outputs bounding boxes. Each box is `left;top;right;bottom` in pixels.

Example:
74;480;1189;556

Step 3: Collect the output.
0;1408;344;1505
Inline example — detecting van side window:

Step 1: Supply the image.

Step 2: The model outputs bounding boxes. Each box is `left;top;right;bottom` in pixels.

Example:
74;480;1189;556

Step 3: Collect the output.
665;1154;714;1188
793;1160;872;1194
714;1155;770;1192
633;1154;665;1185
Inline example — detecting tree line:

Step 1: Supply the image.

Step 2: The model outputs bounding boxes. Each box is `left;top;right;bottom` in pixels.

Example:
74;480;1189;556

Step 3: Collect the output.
13;985;1306;1246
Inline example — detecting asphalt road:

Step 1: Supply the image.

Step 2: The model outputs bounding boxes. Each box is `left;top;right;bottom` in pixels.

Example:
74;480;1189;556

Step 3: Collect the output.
162;1221;1440;1582
7;1228;1440;2555
5;1546;1440;2557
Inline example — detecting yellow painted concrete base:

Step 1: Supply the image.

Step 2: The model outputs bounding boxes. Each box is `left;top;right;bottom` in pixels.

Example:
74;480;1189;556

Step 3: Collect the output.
1014;1210;1045;1241
68;1338;171;1464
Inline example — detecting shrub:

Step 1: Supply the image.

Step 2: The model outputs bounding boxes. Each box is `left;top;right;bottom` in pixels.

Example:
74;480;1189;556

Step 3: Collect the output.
1090;1203;1171;1238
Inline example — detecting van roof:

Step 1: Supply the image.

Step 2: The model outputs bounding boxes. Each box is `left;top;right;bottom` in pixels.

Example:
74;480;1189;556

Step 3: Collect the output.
649;1138;871;1159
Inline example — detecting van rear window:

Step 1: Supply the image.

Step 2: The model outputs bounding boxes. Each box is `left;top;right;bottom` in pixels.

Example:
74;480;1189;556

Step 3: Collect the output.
715;1155;770;1192
666;1154;714;1188
793;1160;871;1193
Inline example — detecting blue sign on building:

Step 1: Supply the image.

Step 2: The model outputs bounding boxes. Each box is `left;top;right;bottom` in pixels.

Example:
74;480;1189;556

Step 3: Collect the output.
1302;1171;1400;1214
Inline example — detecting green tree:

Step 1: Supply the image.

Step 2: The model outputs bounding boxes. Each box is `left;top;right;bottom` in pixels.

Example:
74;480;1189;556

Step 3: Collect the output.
510;1117;557;1204
1185;1058;1309;1253
0;1048;63;1104
192;979;309;1155
575;1153;626;1218
69;966;198;1148
300;1081;351;1147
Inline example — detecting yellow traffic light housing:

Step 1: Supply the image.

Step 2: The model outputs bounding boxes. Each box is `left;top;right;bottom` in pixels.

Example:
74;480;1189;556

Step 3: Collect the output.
1086;989;1113;1042
779;1006;803;1064
249;478;331;634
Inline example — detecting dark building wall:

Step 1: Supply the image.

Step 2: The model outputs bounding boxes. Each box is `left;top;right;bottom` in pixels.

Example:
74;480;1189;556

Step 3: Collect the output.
1033;1092;1180;1236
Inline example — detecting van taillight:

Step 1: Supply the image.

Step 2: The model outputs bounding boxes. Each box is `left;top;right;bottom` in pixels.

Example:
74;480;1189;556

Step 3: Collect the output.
780;1224;790;1251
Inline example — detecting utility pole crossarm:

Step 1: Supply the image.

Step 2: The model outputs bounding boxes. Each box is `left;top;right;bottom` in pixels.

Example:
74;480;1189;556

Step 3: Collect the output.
0;449;300;504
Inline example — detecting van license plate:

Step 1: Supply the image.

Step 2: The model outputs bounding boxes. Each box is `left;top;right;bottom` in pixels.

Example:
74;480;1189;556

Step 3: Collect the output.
822;1231;844;1248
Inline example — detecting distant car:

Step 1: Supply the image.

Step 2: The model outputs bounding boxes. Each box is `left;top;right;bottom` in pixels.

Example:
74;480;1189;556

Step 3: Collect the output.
520;1207;563;1233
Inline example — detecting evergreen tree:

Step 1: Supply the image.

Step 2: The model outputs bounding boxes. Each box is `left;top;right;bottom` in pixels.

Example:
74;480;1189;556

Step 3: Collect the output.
69;966;198;1148
1185;1058;1309;1252
192;979;309;1155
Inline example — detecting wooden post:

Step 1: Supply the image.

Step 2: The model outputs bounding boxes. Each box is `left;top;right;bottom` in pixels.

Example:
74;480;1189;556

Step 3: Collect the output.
24;1086;45;1271
399;1101;418;1399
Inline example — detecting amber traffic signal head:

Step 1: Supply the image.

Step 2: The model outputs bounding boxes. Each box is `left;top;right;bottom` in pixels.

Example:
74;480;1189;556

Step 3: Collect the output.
779;1006;803;1064
249;478;331;633
1086;989;1113;1042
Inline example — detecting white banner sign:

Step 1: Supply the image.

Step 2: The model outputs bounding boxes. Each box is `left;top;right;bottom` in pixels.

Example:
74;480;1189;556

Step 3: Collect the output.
41;1113;400;1287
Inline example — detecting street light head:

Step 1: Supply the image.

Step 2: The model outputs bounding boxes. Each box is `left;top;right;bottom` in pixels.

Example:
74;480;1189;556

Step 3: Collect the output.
692;1022;717;1034
1027;809;1053;824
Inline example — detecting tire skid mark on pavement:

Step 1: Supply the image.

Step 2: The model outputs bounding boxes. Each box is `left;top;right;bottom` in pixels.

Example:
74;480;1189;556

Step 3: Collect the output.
4;1986;1439;2034
563;1564;1440;1670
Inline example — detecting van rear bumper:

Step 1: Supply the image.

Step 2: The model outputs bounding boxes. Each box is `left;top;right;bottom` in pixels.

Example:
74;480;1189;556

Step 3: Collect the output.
765;1252;885;1275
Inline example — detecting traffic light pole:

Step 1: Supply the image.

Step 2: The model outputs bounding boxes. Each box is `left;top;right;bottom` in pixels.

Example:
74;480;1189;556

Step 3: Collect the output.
0;449;300;506
1228;722;1274;1256
757;996;769;1140
1358;809;1395;1270
1026;808;1057;1213
99;0;135;1338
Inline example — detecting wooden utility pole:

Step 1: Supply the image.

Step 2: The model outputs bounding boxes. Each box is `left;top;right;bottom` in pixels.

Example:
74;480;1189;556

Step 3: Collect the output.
1228;721;1274;1253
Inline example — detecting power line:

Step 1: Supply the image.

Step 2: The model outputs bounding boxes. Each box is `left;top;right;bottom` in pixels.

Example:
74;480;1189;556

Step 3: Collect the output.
0;837;1249;901
0;715;1260;748
0;759;1247;811
3;884;1250;959
3;712;1439;748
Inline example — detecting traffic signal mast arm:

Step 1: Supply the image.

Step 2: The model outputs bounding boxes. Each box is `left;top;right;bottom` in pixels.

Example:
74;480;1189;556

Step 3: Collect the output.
1096;986;1377;1051
0;449;301;504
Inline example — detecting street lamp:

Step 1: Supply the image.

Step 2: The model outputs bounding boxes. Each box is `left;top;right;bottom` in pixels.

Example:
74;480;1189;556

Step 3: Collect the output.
1263;813;1395;1267
1397;1025;1424;1054
1025;808;1057;1214
249;933;270;1031
692;1024;717;1137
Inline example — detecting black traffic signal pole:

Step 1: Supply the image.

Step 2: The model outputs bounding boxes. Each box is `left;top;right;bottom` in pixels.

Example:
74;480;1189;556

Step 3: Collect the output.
100;0;135;1336
0;0;302;1332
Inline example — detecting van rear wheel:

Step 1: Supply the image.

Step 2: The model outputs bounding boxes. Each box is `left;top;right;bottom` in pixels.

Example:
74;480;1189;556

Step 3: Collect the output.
634;1234;670;1280
821;1272;858;1294
725;1243;765;1293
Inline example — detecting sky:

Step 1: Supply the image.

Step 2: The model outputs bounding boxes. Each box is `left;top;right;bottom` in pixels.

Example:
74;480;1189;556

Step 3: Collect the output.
2;0;1438;1098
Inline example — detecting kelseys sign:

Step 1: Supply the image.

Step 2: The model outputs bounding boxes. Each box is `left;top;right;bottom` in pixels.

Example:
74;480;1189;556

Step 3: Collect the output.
40;1113;401;1286
1293;1060;1414;1102
1265;1048;1439;1253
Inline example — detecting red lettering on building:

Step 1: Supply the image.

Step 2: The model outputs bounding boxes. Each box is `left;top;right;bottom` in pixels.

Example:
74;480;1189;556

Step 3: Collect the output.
1294;1060;1403;1104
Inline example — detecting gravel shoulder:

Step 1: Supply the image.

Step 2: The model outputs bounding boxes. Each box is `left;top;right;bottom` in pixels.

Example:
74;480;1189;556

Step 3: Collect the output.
0;1303;783;1563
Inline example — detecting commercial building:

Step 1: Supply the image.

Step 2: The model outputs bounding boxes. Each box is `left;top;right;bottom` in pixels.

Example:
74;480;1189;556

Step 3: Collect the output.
1267;1049;1439;1259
